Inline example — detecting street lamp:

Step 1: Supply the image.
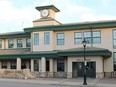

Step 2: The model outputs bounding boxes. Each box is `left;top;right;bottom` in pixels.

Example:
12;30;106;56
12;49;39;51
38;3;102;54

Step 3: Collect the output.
82;38;87;85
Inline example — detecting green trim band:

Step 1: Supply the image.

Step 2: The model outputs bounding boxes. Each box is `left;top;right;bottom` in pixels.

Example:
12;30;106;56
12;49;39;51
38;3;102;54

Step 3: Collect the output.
24;20;116;32
0;33;31;39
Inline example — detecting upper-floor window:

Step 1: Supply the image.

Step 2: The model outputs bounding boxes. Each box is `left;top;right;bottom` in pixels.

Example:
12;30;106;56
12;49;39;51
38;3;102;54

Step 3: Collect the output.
74;32;82;44
17;39;23;48
34;33;39;45
0;40;2;48
8;39;14;48
113;30;116;48
84;31;92;44
26;38;31;47
84;31;101;44
44;32;50;45
57;33;64;45
93;31;101;43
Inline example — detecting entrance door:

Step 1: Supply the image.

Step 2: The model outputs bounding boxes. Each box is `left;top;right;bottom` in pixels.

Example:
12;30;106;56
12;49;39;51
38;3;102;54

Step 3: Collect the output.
72;61;96;78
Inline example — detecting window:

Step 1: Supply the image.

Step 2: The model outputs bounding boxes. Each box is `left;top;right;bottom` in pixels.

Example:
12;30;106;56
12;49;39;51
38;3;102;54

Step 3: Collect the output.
8;39;14;48
74;32;82;44
44;32;50;45
93;31;101;43
113;53;116;71
84;32;92;44
17;39;23;48
46;60;50;71
57;59;65;71
57;33;64;45
113;30;116;48
34;33;39;45
34;60;39;71
84;31;101;44
11;61;16;69
0;40;2;48
26;38;31;47
2;61;7;69
113;53;116;63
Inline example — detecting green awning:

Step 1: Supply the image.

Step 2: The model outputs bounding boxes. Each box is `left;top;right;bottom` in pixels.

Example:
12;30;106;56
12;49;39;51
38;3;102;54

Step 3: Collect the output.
0;47;111;59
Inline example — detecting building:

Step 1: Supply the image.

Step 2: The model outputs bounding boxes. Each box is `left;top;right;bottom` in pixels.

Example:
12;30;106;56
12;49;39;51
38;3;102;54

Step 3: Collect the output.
0;5;116;78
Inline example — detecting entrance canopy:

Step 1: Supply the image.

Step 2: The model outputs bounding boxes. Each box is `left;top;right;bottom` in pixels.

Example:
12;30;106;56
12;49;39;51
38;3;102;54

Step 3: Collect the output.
0;47;111;59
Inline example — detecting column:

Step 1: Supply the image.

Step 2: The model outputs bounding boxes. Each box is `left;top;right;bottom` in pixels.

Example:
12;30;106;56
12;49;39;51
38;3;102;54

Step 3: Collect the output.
50;59;53;77
41;57;46;72
39;59;41;72
31;59;34;72
26;60;29;69
50;59;53;72
41;57;46;77
0;61;2;69
7;61;11;69
17;58;21;70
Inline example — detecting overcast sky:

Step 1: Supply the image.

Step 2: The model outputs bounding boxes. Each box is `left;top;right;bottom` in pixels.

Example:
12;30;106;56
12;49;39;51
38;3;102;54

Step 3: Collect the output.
0;0;116;33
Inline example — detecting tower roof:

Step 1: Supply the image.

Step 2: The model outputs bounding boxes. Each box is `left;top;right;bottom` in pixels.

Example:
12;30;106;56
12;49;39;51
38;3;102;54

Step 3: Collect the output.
36;5;60;12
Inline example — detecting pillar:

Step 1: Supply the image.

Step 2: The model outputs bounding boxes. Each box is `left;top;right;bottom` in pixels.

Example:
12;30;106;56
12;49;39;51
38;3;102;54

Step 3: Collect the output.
50;59;53;72
31;59;34;72
26;60;30;69
0;61;2;69
50;59;54;77
7;61;11;69
41;57;46;72
41;57;46;77
17;58;21;70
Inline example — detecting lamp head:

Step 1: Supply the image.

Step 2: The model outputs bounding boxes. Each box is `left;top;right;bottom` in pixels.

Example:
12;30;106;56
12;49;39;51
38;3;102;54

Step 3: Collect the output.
82;38;87;47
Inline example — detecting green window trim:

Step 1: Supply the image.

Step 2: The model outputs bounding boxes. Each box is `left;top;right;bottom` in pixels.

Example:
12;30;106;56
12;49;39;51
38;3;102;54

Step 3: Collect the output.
17;39;23;48
34;33;39;45
44;32;50;45
74;32;82;44
8;39;14;48
57;33;64;45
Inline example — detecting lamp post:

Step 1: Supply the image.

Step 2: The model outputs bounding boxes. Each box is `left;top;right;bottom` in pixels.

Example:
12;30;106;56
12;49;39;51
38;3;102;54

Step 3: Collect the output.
82;38;87;85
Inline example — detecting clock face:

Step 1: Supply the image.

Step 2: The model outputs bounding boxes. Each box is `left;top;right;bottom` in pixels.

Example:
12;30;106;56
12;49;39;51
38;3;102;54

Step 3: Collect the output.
41;9;49;17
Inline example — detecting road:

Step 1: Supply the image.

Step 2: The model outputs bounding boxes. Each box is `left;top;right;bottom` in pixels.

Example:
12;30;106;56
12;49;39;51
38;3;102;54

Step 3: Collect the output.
0;81;72;87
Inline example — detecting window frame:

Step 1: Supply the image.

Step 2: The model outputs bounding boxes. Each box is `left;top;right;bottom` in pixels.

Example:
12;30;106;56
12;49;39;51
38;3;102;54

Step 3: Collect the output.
44;32;50;45
34;33;39;45
74;32;82;44
0;40;2;49
92;31;101;44
17;39;23;48
8;39;14;48
26;38;31;47
113;30;116;49
57;59;65;72
57;33;64;45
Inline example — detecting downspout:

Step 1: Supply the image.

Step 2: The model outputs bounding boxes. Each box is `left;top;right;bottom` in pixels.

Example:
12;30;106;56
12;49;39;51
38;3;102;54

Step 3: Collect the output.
88;25;93;47
103;58;105;78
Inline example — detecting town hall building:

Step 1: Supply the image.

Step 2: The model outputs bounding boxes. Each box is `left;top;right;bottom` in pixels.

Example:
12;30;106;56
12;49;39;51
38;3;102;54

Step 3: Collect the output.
0;5;116;78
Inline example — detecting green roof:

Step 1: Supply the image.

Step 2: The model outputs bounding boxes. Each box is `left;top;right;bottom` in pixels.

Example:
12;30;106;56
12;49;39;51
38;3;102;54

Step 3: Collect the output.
0;47;111;59
24;20;116;33
0;32;31;39
36;5;60;12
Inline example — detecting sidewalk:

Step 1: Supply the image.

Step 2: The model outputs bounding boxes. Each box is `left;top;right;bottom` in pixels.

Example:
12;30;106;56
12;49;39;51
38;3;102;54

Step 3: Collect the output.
0;78;115;87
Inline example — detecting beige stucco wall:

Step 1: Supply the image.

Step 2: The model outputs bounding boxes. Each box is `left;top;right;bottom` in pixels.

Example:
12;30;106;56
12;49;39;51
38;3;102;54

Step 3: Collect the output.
32;31;55;51
31;28;115;72
33;20;60;27
1;37;30;49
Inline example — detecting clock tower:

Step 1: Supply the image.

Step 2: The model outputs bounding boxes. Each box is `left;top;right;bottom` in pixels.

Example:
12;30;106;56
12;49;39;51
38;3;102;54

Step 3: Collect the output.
33;5;61;27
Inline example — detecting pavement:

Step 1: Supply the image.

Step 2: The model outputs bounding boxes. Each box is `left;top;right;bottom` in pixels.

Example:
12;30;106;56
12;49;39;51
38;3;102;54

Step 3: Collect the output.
0;78;116;87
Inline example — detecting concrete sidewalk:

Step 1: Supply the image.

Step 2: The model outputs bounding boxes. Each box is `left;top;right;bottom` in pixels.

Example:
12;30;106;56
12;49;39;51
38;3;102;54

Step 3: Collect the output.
0;78;115;87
